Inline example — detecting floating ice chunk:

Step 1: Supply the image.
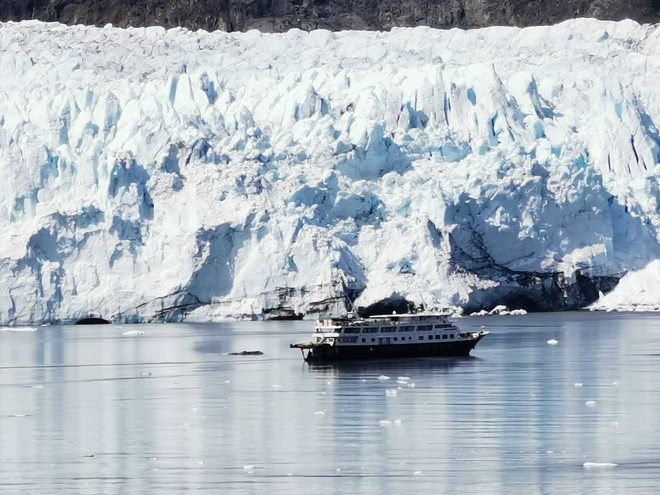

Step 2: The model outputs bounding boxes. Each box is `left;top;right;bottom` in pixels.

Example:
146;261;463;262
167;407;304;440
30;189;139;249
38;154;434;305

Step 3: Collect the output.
509;309;528;316
314;410;325;415
378;375;390;381
385;389;398;397
407;383;416;389
583;462;617;469
271;384;282;389
243;465;254;472
585;400;597;407
122;330;146;336
611;381;618;386
547;339;559;345
574;382;583;387
379;419;402;426
1;327;38;332
489;305;509;315
413;470;423;475
397;376;411;382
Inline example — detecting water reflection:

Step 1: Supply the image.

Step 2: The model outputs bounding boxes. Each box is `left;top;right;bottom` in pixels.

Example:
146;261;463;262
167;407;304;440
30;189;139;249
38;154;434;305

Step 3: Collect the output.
0;313;659;494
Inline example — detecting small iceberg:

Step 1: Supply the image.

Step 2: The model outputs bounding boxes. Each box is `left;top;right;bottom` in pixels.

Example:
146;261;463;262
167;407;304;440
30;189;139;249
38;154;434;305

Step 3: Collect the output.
547;339;559;345
122;330;146;336
583;462;617;469
1;327;38;333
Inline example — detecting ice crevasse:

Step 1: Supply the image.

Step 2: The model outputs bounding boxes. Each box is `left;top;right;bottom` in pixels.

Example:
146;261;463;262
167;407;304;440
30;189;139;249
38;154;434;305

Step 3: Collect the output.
0;18;659;324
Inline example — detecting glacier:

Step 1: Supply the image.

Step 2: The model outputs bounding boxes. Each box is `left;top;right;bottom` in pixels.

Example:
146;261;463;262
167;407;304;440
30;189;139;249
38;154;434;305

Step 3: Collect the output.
1;19;660;324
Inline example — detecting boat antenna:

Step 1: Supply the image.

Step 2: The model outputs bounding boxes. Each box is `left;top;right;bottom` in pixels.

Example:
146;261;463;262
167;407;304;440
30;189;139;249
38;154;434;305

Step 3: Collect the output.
345;291;359;319
417;288;429;313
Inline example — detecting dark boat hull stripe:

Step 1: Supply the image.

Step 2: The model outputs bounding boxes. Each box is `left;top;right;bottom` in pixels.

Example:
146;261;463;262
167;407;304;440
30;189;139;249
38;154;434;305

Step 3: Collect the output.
305;336;485;362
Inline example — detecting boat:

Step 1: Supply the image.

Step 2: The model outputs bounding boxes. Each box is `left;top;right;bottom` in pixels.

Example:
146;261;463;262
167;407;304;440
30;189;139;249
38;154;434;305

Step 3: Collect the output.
290;312;489;362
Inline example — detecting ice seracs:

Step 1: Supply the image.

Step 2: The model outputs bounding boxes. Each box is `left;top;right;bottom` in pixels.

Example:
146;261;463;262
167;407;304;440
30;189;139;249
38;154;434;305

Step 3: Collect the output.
0;19;660;324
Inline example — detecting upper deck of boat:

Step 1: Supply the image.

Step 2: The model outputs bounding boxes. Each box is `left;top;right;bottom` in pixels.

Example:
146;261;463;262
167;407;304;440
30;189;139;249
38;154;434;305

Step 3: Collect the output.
316;312;454;328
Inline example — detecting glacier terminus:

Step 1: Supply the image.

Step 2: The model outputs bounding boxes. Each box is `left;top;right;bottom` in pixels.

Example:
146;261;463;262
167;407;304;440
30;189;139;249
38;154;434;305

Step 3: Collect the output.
1;19;659;324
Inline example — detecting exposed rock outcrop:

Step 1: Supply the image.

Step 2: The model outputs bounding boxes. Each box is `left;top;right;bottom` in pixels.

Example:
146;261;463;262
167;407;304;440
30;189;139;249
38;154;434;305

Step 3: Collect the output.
0;0;659;32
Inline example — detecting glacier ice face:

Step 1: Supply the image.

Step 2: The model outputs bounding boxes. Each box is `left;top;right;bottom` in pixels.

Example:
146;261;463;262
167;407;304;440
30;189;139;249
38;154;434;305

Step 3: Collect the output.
1;19;660;324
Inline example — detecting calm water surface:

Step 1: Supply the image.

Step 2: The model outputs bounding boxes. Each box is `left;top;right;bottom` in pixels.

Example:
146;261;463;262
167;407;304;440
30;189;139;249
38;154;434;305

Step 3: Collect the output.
1;312;660;494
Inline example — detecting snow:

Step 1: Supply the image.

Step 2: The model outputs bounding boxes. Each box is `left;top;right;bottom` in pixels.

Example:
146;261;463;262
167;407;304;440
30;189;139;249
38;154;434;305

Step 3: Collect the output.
1;19;660;324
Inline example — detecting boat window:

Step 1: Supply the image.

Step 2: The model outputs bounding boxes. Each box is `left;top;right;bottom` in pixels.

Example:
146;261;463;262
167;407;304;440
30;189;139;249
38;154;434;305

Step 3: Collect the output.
362;338;366;343
371;338;376;342
344;328;361;334
443;335;448;339
393;337;398;342
380;327;396;333
418;325;433;331
418;336;424;341
364;327;379;333
450;334;454;339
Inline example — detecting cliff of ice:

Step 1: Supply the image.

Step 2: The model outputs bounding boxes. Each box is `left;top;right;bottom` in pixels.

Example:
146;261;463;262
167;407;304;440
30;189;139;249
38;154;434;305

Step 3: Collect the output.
0;19;659;324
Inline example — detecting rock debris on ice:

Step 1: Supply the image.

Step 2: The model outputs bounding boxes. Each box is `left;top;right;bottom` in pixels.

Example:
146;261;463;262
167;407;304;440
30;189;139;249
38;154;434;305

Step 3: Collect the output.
0;20;659;324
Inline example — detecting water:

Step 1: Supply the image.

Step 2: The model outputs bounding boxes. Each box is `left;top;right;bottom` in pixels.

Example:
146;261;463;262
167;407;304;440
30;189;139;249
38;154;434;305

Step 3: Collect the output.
1;312;660;494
